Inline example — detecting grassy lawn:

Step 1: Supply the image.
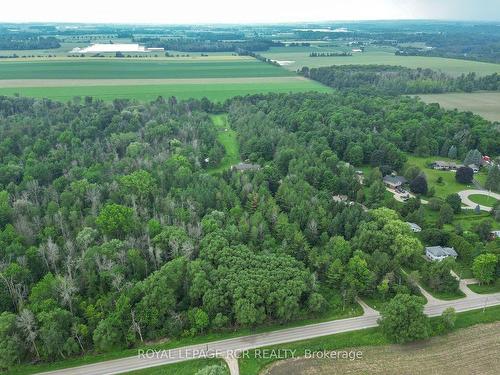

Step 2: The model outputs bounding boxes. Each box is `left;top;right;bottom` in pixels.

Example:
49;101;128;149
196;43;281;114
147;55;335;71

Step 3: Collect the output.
468;194;499;207
238;305;500;375
360;295;387;311
468;279;500;294
453;260;474;280
6;290;361;375
421;283;466;300
405;155;473;199
422;206;500;232
208;114;241;173
418;92;500;122
128;358;228;375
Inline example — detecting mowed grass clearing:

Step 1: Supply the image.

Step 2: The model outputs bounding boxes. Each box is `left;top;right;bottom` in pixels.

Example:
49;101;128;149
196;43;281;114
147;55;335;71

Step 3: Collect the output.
0;80;332;102
405;155;477;199
209;114;241;173
468;194;499;207
418;92;500;122
262;46;500;76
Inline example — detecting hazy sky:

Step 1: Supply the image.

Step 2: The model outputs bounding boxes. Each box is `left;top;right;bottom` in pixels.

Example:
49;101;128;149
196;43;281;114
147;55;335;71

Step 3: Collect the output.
1;0;499;24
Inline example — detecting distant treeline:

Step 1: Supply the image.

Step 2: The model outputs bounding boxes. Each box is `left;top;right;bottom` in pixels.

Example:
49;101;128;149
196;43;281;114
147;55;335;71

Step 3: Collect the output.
135;38;281;52
300;65;500;95
309;52;352;57
0;36;60;50
395;45;500;64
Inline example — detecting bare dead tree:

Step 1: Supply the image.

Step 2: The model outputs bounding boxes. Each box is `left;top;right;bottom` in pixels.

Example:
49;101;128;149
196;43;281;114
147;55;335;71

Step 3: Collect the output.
16;309;40;359
56;275;77;313
130;310;144;343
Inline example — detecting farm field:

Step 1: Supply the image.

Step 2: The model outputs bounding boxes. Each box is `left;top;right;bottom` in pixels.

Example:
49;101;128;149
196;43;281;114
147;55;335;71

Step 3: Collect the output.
261;46;500;76
0;79;331;102
263;322;500;375
0;58;293;79
418;92;500;122
0;56;331;101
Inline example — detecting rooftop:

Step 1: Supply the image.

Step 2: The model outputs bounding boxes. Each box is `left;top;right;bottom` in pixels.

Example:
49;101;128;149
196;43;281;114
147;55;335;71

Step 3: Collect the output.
426;246;458;258
383;175;407;185
70;43;164;54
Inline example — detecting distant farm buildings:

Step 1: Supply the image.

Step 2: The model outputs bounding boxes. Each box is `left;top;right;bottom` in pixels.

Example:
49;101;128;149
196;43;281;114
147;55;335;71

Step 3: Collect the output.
70;43;164;54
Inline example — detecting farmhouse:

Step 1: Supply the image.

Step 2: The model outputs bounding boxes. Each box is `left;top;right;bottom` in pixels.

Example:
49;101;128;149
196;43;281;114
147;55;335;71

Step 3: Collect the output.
431;161;462;170
70;43;164;54
383;175;407;189
407;222;422;232
425;246;458;261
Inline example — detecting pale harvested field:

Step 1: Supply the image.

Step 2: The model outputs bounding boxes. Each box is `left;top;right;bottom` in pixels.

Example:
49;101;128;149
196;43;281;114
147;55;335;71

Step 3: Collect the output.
418;92;500;122
264;322;500;375
0;76;309;88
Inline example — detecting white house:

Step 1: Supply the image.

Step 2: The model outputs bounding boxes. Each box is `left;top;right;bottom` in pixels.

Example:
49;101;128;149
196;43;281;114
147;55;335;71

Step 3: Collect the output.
425;246;458;261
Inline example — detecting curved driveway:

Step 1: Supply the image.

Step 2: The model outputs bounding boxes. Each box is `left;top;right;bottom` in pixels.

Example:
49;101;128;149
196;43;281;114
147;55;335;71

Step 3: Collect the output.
458;189;500;211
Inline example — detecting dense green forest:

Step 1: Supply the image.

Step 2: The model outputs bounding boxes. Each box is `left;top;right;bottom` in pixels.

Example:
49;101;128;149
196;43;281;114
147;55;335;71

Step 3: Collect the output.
0;93;498;369
135;38;280;52
0;36;60;50
300;65;500;95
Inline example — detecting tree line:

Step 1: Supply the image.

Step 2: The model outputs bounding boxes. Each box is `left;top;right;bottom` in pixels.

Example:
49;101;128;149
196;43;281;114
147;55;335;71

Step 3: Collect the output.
300;65;500;95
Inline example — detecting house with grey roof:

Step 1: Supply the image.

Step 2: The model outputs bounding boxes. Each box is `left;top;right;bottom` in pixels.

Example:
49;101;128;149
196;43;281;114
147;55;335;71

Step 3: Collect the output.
407;222;422;232
383;175;407;189
425;246;458;261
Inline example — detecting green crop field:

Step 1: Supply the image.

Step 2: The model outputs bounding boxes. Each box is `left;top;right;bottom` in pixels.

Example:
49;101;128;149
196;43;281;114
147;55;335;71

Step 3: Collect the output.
262;46;500;76
0;80;331;102
0;58;293;79
0;54;332;101
418;92;500;122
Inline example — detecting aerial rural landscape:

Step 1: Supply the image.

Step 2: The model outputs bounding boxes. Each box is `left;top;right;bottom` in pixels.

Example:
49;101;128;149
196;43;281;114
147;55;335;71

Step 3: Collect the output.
0;1;499;375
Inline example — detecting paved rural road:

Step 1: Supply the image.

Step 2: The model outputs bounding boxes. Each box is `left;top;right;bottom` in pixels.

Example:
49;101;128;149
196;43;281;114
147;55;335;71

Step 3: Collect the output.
38;292;500;375
458;189;500;211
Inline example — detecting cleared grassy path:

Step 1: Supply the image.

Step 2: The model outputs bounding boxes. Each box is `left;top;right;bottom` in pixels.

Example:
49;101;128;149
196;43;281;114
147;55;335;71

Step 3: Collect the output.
208;114;241;173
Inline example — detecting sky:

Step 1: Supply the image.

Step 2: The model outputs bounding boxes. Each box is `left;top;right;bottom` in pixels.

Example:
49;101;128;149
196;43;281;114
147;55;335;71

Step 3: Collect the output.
1;0;499;24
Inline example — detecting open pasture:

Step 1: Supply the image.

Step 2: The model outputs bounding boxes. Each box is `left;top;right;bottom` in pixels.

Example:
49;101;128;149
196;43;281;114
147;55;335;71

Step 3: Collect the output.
262;46;500;76
418;92;500;122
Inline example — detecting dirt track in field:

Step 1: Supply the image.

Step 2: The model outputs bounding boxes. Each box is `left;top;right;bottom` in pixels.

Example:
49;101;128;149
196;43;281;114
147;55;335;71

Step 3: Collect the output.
263;322;500;375
0;76;308;88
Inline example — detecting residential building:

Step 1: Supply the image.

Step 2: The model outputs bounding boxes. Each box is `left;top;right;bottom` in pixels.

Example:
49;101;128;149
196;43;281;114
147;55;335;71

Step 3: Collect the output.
425;246;458;261
383;175;407;189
